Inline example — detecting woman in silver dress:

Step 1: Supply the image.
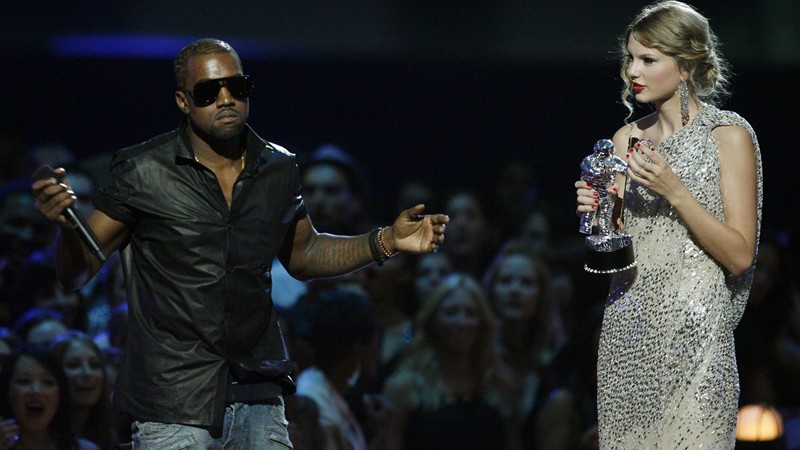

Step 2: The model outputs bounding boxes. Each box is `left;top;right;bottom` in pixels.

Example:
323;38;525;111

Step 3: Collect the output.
575;2;762;448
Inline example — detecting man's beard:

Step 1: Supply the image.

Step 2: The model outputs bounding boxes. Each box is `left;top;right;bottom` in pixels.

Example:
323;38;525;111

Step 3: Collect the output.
209;121;245;142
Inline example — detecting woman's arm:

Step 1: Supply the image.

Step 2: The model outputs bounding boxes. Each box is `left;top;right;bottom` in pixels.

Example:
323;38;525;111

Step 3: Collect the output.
626;125;758;275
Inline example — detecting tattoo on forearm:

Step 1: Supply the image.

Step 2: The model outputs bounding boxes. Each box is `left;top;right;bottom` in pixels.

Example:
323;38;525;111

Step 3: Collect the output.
312;234;372;276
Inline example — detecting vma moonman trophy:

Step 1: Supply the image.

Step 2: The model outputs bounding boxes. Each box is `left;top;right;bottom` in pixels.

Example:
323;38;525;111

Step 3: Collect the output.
579;139;636;274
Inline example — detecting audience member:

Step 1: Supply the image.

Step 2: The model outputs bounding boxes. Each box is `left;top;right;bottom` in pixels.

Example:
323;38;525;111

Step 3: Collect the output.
490;162;540;242
51;331;117;450
525;304;603;450
0;327;20;373
8;249;87;331
285;393;326;450
300;144;372;235
545;236;608;340
0;328;19;354
482;240;562;422
442;190;497;279
352;253;415;388
383;273;519;450
516;207;553;258
83;253;126;339
272;144;372;310
392;179;439;224
13;307;69;347
0;345;98;449
27;142;76;173
0;180;55;323
735;236;800;408
412;252;454;316
296;289;393;450
97;302;128;396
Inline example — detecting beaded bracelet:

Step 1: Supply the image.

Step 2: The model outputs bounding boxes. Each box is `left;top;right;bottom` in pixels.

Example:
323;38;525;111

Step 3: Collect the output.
377;227;398;260
369;227;397;266
368;227;385;265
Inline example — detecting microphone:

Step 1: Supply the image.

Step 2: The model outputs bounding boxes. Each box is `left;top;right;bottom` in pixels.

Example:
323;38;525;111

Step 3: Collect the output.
31;165;107;263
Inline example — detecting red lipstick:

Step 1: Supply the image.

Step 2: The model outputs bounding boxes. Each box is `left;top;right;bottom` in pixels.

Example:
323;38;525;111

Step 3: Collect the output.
632;83;645;93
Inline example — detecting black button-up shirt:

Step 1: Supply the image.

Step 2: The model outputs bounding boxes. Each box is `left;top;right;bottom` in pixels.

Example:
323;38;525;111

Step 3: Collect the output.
94;119;306;426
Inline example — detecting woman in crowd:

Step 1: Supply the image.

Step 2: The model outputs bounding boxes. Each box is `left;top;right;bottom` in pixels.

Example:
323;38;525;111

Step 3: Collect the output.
13;308;69;348
51;332;115;450
412;252;454;312
0;345;98;449
442;191;497;279
574;2;762;447
482;240;561;425
383;273;518;450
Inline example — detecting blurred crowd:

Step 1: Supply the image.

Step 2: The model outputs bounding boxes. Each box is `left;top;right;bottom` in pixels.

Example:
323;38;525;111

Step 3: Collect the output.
1;140;798;449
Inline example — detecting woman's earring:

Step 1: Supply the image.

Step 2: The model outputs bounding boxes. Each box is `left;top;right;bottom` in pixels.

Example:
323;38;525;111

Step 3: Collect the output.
679;79;689;126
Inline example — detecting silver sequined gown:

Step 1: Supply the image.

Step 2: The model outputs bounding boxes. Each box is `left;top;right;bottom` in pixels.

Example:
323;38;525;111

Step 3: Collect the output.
597;105;763;449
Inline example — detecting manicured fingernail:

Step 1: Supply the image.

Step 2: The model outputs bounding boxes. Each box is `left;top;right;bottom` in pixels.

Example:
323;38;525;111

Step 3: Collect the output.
594;199;599;204
636;142;641;147
586;182;592;187
626;154;630;158
629;148;634;153
591;205;596;210
593;191;599;197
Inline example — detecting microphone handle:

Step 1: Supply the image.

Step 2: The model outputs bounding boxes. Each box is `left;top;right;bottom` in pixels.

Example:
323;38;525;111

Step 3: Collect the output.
31;165;107;263
63;206;107;263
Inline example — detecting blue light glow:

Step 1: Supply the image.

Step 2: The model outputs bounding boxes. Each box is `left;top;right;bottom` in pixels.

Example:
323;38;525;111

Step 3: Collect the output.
51;34;305;59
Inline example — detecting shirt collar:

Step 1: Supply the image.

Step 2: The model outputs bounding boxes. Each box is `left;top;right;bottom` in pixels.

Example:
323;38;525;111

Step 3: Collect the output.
173;117;272;172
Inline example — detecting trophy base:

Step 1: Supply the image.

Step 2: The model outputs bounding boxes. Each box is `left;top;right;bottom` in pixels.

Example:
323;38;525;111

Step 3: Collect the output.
585;233;632;252
584;242;637;274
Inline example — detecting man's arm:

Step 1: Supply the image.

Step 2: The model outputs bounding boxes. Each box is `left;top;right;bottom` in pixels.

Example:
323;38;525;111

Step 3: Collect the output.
280;204;448;281
33;169;129;288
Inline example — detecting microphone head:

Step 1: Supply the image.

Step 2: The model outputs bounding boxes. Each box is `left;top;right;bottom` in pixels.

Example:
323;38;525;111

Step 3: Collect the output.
31;165;58;182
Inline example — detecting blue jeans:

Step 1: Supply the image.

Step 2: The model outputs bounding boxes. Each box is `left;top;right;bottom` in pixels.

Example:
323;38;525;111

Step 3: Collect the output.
131;400;292;449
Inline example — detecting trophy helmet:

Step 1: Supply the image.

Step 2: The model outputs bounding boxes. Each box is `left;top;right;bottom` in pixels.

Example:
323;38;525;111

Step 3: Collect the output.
594;139;615;157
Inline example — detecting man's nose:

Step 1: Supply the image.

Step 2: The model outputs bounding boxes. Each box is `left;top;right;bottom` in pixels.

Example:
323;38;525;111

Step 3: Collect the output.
216;86;234;106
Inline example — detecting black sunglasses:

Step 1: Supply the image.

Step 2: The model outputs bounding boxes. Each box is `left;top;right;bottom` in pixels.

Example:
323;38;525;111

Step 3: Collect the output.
185;74;254;107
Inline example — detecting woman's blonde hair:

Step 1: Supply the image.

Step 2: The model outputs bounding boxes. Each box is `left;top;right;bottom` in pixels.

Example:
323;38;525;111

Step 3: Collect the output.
482;239;557;367
390;273;515;417
619;1;731;116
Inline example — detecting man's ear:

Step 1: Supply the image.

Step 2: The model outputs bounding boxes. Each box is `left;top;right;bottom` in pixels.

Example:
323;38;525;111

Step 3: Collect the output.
175;91;190;114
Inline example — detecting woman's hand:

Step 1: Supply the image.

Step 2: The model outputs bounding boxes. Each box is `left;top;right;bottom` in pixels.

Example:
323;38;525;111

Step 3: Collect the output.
625;140;682;201
575;181;619;215
0;418;20;449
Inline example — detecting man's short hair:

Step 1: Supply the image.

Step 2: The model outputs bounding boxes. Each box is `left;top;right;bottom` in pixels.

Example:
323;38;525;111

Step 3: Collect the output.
174;38;241;91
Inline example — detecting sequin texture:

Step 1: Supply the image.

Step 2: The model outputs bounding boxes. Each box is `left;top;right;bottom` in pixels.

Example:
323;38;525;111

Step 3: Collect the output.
597;105;763;449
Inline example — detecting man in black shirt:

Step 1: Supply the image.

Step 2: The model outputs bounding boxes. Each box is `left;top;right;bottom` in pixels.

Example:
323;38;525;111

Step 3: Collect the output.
32;38;448;448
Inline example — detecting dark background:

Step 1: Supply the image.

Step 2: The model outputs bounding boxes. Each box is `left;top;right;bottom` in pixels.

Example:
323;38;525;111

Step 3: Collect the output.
2;1;797;235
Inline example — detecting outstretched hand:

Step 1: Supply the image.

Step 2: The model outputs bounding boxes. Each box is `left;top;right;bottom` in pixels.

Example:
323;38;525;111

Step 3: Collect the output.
386;204;449;254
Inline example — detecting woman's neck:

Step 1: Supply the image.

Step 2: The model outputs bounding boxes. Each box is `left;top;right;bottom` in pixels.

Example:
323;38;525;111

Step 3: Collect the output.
653;96;702;135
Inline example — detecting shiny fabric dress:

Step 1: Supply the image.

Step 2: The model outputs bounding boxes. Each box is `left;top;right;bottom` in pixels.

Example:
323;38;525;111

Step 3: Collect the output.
597;105;763;449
